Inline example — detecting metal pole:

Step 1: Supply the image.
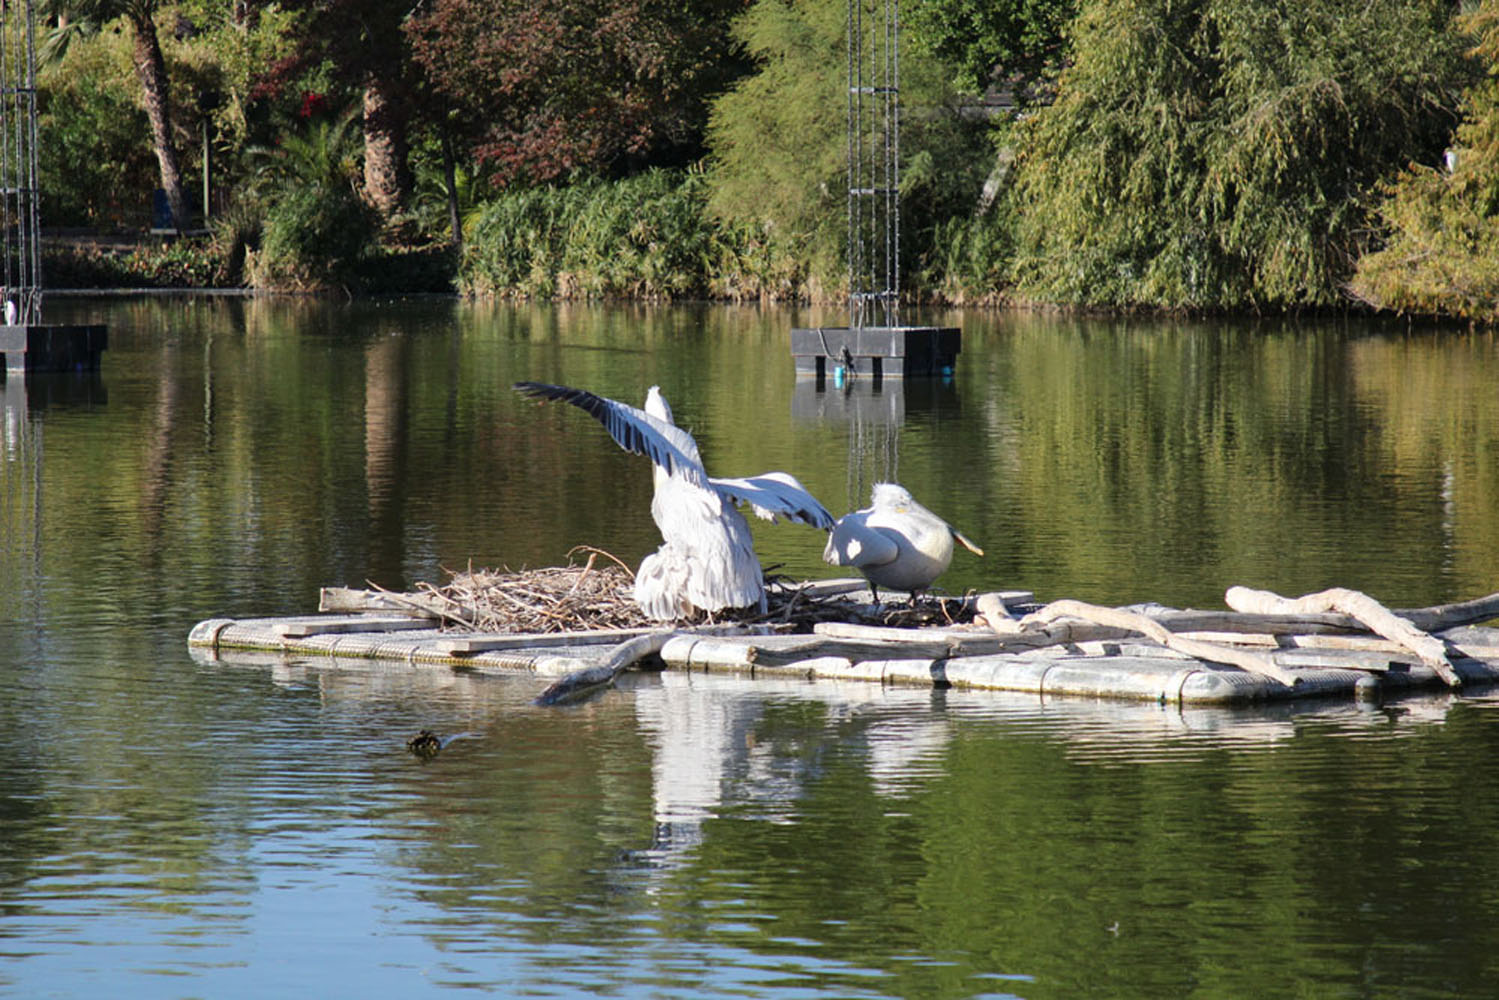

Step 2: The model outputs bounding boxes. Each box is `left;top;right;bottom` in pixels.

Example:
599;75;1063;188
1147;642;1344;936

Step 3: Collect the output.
202;116;210;222
0;0;42;326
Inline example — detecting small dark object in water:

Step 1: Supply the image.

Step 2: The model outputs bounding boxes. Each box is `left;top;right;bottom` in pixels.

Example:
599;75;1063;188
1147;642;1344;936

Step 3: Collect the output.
407;730;443;757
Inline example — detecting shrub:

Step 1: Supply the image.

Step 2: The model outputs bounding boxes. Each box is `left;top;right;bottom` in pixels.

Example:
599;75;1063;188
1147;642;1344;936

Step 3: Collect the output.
43;239;222;288
252;182;378;290
461;168;807;301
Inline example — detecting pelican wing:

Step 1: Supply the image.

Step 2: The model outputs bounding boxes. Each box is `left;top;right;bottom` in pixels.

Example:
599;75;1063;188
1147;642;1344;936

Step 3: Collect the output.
822;512;900;568
710;471;835;529
513;382;706;486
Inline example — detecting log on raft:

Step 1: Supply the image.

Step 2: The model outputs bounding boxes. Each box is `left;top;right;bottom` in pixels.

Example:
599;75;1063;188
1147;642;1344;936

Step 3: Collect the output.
973;587;1499;690
1224;586;1464;687
533;631;676;706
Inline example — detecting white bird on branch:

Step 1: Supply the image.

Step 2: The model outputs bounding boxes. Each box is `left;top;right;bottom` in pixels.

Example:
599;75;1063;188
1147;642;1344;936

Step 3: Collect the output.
823;482;984;602
513;381;834;620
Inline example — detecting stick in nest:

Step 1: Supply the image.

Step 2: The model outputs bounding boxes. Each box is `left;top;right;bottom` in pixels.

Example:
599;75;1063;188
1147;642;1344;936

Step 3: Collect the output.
416;550;653;633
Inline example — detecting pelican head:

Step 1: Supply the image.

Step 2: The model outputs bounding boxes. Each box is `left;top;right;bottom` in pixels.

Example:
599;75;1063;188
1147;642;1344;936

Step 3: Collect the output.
644;385;673;425
871;482;916;512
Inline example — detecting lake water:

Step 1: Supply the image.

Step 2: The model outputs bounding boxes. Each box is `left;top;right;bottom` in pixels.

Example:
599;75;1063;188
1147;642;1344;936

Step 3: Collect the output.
3;296;1499;998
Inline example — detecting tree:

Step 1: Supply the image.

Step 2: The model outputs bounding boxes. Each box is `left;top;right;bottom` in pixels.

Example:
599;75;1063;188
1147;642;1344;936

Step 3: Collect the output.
905;0;1076;98
404;0;748;187
1351;1;1499;321
43;0;191;232
704;0;846;262
247;0;419;222
1005;0;1471;310
704;0;989;287
37;30;156;226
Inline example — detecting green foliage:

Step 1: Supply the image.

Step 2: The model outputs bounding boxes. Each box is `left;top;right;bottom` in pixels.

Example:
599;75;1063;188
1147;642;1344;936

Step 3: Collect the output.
460;168;807;301
706;0;990;294
922;202;1018;305
43;237;223;287
704;0;848;282
1006;0;1471;310
1351;1;1499;321
906;0;1076;96
38;35;156;227
168;3;302;153
405;135;488;242
254;181;377;289
243;108;379;288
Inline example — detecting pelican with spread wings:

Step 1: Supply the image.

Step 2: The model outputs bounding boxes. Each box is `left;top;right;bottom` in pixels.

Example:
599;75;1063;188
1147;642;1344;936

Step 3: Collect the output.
513;381;834;620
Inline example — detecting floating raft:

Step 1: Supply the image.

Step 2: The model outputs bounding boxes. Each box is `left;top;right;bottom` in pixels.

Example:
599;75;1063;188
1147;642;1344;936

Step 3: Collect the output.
187;582;1499;706
789;326;961;378
2;324;108;374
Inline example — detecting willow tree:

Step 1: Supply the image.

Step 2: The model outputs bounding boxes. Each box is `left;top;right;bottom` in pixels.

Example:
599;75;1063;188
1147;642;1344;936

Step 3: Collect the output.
1352;1;1499;321
1006;0;1471;310
43;0;190;232
704;0;988;290
703;0;847;275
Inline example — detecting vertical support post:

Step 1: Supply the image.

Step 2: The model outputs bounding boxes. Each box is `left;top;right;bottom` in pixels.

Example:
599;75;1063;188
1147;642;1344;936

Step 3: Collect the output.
0;0;42;326
847;0;899;331
202;115;210;222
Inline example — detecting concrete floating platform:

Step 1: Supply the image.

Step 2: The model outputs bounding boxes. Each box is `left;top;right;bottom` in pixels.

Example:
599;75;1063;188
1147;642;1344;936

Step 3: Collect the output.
790;326;960;378
1;324;108;374
187;603;1499;707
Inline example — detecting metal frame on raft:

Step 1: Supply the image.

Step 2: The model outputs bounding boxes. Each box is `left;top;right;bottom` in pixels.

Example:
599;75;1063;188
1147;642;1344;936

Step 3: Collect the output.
847;0;899;332
0;0;106;378
1;0;42;328
791;0;959;381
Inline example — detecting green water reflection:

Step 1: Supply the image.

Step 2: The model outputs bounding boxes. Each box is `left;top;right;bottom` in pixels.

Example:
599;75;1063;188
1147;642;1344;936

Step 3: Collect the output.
6;299;1497;612
2;297;1498;998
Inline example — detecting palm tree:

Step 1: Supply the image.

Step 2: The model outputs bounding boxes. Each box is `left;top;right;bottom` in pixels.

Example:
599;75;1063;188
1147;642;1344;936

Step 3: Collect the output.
42;0;189;234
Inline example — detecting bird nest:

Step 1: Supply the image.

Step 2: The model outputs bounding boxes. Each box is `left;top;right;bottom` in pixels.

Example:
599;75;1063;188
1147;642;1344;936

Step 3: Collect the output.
403;550;652;633
380;547;977;634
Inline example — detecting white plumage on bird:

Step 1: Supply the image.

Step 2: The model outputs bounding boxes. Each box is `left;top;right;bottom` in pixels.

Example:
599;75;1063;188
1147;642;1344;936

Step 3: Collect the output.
513;381;834;620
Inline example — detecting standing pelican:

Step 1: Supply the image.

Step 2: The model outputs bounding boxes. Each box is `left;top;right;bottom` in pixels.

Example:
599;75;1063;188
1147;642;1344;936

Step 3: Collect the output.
823;483;983;601
513;381;834;620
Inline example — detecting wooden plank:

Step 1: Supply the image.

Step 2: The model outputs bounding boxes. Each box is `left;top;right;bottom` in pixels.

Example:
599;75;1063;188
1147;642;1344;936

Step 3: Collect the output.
318;586;442;617
814;621;980;644
812;621;1011;655
774;577;869;598
435;627;663;655
273;616;435;638
1272;650;1410;672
